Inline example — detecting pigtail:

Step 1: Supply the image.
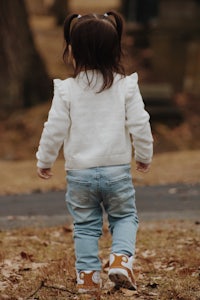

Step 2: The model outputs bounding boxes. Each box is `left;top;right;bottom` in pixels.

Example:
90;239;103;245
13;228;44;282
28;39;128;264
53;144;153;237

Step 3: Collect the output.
106;11;123;42
63;13;80;63
63;13;79;44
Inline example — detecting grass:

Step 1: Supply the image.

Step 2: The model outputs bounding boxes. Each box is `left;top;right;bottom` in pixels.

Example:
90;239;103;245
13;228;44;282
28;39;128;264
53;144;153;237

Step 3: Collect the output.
0;150;199;196
0;221;200;299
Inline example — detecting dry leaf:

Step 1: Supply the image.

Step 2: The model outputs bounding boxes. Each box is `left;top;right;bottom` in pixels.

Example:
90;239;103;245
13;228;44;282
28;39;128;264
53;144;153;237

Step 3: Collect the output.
20;251;34;261
146;282;159;288
121;288;139;296
102;259;109;270
141;250;156;258
62;225;73;233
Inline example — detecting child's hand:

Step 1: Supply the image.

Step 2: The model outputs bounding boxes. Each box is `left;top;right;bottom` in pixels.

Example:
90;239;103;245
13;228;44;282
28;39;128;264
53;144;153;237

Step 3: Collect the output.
136;161;150;173
37;168;53;179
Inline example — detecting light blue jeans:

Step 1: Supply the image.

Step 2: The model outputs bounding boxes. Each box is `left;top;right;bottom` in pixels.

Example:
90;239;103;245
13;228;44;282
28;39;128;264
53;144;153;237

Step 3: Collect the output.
66;164;138;271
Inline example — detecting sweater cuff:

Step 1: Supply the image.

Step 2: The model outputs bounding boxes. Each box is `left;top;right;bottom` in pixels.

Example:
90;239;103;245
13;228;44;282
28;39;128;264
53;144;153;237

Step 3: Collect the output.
135;155;152;164
37;160;53;169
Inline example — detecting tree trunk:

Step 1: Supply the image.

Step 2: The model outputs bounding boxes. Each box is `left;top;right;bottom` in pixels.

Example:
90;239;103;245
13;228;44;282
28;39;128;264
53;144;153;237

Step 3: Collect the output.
0;0;51;114
51;0;69;26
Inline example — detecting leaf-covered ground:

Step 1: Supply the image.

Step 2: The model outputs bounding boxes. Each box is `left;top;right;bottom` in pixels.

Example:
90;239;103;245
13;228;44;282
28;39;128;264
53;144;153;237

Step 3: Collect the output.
1;220;200;300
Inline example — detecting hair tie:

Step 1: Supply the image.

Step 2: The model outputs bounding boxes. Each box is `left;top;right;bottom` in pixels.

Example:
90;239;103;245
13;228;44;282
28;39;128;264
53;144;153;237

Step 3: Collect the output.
77;14;82;19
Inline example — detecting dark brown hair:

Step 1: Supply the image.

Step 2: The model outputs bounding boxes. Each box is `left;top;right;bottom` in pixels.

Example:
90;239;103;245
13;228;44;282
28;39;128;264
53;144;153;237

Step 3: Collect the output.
63;11;125;92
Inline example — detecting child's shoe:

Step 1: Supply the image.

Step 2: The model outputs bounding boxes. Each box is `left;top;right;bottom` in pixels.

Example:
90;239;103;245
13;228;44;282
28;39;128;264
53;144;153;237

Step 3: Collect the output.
108;253;136;290
76;270;102;293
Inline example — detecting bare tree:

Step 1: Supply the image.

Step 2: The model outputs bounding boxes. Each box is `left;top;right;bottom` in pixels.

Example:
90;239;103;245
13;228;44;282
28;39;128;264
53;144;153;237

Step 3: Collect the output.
0;0;51;113
51;0;69;25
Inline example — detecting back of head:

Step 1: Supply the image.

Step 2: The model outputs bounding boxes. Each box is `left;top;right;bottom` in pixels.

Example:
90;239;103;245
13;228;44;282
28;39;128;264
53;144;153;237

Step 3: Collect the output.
63;11;125;92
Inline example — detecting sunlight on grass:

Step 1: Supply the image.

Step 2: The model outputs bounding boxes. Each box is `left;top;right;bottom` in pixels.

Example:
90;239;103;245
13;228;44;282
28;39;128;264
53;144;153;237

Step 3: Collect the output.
0;150;199;195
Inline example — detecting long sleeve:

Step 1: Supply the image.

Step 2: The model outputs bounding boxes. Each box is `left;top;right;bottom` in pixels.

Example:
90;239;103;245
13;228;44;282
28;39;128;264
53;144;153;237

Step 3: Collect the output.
125;73;153;164
36;79;71;169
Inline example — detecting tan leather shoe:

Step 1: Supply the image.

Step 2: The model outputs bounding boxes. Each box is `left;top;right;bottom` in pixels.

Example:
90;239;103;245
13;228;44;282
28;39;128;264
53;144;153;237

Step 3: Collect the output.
76;270;102;293
108;253;136;290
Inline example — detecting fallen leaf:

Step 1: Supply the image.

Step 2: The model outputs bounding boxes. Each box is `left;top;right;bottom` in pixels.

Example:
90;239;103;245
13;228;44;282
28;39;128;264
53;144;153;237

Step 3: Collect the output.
146;282;159;288
121;288;139;296
20;251;34;261
141;250;156;258
102;259;109;270
62;225;73;233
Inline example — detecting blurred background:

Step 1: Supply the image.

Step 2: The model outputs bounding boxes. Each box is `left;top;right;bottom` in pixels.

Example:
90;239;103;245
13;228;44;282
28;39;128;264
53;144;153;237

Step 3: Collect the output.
0;0;200;161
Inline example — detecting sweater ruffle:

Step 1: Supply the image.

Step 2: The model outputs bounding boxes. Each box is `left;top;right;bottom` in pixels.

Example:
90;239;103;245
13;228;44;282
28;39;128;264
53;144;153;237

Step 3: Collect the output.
53;78;70;102
126;72;139;99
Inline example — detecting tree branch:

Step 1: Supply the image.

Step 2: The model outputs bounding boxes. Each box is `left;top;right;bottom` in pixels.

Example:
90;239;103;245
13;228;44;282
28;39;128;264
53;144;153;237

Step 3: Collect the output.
26;280;76;299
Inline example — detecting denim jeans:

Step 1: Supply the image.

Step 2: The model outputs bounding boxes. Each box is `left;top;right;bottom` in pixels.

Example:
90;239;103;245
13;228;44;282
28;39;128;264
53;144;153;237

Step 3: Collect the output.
66;164;138;271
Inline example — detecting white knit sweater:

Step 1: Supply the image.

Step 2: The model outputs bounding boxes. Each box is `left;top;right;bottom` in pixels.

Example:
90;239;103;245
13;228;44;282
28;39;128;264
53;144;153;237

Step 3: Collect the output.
36;71;153;170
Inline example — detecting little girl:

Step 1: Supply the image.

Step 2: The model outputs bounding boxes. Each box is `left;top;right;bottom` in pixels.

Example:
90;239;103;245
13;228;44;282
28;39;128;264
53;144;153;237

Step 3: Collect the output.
36;11;153;294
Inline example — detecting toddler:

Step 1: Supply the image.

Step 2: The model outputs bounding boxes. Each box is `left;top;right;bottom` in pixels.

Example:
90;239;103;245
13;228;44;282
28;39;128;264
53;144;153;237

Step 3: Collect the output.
36;11;153;294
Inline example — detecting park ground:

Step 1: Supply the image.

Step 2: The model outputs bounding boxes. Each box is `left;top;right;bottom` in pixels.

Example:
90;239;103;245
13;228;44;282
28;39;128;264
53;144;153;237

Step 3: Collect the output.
0;151;200;299
0;219;200;299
